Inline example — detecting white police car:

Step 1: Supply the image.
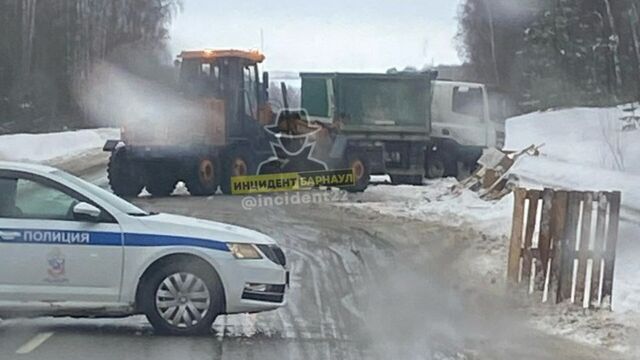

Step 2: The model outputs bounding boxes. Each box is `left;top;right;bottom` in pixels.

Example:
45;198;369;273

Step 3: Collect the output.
0;161;287;335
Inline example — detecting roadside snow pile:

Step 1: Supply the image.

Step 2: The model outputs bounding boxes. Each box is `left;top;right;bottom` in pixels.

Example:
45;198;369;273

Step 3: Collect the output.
505;106;640;215
342;179;514;239
505;106;640;174
0;128;118;163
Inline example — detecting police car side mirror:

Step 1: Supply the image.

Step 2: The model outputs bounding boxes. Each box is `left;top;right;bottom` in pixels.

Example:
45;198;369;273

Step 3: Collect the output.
73;202;101;221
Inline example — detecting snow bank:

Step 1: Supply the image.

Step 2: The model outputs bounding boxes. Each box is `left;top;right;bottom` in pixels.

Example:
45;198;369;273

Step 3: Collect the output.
0;128;119;163
512;156;640;218
505;106;640;174
347;180;513;240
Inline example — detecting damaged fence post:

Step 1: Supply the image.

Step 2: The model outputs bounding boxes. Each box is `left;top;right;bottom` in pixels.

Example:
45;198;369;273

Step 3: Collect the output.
507;187;621;310
507;188;527;284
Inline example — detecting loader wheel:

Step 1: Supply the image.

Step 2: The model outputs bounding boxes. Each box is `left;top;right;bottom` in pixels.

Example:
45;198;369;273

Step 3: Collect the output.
344;152;370;193
107;149;144;197
186;158;219;196
220;148;256;195
145;166;178;198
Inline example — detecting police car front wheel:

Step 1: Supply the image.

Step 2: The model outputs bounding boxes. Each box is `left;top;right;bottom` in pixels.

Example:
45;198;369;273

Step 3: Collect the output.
140;260;223;335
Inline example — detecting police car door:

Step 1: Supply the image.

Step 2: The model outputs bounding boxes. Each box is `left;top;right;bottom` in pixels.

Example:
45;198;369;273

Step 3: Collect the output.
0;171;123;303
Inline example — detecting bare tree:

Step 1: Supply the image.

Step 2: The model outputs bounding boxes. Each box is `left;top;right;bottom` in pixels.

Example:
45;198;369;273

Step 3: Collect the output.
603;0;623;95
482;0;500;85
599;113;625;171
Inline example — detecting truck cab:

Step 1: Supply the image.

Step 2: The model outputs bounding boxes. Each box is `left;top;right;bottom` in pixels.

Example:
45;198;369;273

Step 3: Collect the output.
425;80;508;179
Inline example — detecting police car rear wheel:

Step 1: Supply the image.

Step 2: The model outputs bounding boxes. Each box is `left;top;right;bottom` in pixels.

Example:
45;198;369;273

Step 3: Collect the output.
141;261;222;335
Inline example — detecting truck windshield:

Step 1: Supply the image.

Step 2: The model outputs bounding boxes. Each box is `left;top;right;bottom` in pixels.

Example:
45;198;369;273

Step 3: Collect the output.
52;170;150;216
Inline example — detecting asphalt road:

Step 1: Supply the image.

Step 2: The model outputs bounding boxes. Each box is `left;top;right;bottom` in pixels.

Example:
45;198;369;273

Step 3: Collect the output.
0;165;628;360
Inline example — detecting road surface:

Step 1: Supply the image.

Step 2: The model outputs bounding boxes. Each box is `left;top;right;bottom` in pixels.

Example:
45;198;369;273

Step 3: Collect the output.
0;164;628;360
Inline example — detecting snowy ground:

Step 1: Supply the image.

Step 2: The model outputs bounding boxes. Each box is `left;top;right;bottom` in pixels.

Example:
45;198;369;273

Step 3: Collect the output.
1;107;638;355
0;128;119;164
338;105;640;355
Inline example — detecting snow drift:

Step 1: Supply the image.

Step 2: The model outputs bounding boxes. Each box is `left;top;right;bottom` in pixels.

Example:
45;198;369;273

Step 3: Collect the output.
0;128;118;163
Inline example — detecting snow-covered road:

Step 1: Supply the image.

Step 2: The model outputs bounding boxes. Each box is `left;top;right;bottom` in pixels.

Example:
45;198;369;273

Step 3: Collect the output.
0;163;626;360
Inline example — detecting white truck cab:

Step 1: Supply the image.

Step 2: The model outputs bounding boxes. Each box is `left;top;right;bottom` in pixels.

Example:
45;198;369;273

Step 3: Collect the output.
425;80;508;178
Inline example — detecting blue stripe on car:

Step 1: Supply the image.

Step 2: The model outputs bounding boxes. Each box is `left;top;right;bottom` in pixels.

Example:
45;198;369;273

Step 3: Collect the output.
0;229;230;252
124;233;229;252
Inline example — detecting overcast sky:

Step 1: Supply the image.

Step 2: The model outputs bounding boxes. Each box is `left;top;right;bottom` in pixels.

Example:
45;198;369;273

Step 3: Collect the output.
169;1;462;72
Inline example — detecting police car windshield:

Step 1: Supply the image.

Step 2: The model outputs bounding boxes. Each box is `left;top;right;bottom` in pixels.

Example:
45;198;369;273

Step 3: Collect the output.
52;170;150;216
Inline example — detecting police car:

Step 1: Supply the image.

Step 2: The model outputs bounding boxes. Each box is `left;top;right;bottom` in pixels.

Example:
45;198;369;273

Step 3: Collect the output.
0;161;287;335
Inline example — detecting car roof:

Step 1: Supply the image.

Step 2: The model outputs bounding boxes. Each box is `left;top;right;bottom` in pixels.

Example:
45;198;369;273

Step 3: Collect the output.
0;161;59;176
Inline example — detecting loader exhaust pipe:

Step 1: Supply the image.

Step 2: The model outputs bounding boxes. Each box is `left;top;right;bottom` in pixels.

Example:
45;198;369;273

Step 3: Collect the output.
280;82;289;109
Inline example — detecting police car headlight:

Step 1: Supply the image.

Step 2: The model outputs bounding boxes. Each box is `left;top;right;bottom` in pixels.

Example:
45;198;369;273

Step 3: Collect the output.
227;243;263;259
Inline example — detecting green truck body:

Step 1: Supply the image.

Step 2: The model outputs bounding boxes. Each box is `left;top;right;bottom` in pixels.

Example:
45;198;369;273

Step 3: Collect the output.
301;72;434;132
300;72;437;183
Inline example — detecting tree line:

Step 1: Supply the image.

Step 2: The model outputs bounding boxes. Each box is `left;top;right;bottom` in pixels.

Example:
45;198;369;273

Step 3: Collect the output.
457;0;640;111
0;0;179;132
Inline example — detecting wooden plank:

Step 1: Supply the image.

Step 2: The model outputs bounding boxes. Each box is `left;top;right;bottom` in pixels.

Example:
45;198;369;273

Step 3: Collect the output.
536;189;554;292
507;188;527;284
590;192;608;306
522;190;541;285
575;192;593;307
602;191;622;305
550;190;568;304
559;192;580;303
538;189;554;266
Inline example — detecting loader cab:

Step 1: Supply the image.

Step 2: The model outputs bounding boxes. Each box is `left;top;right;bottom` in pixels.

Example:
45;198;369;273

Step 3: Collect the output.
177;50;269;139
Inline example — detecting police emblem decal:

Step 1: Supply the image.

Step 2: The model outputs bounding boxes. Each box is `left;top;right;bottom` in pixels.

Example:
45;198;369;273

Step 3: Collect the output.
45;248;68;283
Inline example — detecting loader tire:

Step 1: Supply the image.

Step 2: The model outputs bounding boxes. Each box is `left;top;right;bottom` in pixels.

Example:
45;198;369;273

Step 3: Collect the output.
107;149;144;197
145;165;178;197
220;147;256;195
186;157;219;196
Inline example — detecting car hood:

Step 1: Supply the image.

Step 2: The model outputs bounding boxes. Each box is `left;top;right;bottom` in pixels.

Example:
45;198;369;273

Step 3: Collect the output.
134;213;277;246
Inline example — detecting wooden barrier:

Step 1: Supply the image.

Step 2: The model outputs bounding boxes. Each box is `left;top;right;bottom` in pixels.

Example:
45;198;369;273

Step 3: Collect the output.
507;188;621;309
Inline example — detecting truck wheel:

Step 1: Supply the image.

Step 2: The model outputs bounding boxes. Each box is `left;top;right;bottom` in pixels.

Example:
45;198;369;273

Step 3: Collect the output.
140;260;224;336
425;152;456;179
186;158;219;196
107;149;144;197
344;152;370;193
390;175;424;185
220;148;256;195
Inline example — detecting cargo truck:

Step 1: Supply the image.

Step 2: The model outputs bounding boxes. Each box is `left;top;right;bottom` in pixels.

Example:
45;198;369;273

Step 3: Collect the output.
300;75;509;182
300;72;437;185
